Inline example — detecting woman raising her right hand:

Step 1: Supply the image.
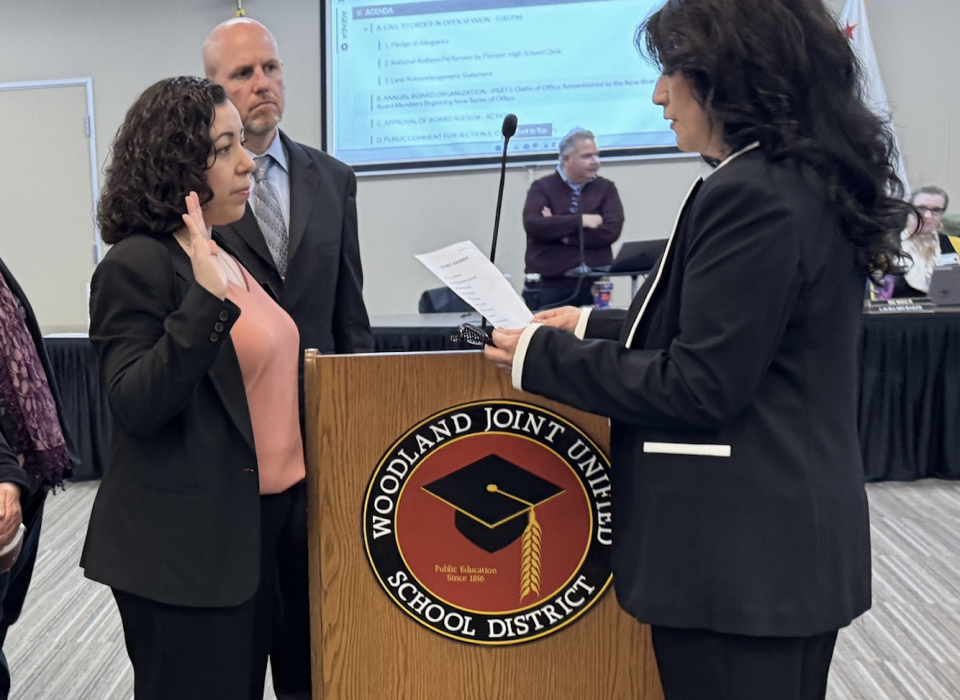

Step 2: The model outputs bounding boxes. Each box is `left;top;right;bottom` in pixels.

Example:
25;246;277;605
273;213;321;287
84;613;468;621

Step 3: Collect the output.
82;77;307;700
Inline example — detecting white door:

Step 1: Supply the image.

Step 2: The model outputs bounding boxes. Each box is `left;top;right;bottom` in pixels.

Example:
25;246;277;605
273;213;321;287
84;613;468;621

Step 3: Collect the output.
0;80;99;334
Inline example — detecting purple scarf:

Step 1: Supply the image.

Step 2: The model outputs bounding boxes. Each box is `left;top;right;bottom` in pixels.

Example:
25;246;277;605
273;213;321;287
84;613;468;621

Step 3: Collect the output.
0;271;70;489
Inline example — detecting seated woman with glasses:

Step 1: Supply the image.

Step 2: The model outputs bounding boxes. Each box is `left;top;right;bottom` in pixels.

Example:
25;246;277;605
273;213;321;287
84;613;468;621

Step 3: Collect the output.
890;185;956;297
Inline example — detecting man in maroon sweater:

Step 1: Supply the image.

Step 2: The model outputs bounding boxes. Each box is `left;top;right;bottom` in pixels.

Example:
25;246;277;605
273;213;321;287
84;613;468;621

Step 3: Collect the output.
522;129;624;309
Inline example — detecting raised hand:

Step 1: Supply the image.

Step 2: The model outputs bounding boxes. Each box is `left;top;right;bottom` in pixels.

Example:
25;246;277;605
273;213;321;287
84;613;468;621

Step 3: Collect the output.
181;191;227;300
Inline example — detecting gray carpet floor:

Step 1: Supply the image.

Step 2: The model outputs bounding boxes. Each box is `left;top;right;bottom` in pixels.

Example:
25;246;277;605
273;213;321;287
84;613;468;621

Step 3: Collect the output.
3;479;958;699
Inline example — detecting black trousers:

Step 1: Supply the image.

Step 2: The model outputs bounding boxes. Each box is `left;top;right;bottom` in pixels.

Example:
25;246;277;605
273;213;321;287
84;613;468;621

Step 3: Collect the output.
251;480;311;699
113;589;257;700
651;626;839;700
113;482;311;700
0;489;46;700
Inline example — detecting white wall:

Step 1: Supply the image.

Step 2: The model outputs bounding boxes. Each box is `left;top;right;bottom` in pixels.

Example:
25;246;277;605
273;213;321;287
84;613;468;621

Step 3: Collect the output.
2;0;957;319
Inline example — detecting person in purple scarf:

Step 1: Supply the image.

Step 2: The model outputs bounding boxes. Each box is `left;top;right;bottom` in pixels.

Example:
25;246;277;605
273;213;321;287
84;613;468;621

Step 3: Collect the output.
0;255;75;699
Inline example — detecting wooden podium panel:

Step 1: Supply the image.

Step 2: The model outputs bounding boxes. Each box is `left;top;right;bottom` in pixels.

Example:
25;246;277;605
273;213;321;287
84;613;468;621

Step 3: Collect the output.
305;350;662;700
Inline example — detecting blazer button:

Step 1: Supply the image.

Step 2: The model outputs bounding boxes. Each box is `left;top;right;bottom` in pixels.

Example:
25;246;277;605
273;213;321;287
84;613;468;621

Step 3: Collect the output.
219;310;229;321
209;332;219;342
242;468;256;474
214;322;225;332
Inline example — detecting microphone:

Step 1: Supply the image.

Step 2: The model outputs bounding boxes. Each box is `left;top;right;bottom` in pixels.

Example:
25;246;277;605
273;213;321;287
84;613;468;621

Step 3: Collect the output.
483;114;518;334
489;114;517;266
540;195;589;310
501;114;518;139
568;195;592;276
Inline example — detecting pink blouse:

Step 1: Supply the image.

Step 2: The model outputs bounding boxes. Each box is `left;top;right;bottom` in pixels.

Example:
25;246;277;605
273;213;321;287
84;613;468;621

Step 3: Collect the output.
225;259;305;495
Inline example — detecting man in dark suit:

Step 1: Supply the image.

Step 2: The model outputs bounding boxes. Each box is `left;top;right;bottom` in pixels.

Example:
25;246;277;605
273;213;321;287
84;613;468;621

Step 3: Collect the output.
203;18;372;700
203;18;373;358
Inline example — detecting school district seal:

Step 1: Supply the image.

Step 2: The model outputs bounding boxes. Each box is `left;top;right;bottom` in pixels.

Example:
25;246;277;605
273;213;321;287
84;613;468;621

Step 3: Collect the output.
362;400;612;645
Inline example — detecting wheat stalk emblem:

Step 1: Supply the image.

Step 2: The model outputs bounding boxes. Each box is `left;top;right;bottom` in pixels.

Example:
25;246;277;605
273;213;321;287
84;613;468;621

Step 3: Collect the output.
519;510;543;602
487;483;543;603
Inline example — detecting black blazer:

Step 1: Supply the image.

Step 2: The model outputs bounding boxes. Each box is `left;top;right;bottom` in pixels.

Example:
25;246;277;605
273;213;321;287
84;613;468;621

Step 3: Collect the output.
81;235;262;607
213;131;373;356
517;147;872;637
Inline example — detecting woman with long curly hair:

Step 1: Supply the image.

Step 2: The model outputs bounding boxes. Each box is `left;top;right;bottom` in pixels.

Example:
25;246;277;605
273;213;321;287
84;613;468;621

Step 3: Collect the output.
82;76;306;700
484;0;912;697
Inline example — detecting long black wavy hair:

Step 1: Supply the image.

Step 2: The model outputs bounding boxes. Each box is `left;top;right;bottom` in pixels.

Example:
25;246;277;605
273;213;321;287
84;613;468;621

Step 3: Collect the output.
638;0;911;277
97;77;228;244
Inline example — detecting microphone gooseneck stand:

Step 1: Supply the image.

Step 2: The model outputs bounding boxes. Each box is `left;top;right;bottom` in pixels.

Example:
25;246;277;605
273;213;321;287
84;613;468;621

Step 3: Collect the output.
482;114;518;333
542;193;591;310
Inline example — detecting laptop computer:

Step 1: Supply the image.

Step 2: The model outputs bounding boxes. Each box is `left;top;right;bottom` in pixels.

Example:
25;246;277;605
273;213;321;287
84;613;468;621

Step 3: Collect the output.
928;265;960;306
609;239;667;273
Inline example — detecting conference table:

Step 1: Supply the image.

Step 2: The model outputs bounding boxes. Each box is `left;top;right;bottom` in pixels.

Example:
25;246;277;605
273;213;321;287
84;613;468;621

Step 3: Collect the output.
45;311;960;482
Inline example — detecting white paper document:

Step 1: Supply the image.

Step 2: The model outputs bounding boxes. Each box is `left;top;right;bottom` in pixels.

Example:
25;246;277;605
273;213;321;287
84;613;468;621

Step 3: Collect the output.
415;241;534;329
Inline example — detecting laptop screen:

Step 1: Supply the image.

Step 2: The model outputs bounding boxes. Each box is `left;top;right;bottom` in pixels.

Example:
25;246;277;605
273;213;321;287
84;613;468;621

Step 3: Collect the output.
609;240;667;273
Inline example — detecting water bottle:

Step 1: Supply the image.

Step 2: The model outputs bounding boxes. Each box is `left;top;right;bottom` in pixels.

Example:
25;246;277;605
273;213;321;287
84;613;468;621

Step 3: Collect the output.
523;273;541;310
591;277;613;309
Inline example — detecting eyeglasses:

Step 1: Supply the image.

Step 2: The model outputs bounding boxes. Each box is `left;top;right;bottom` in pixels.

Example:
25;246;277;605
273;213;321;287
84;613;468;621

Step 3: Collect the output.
450;323;493;347
917;206;946;216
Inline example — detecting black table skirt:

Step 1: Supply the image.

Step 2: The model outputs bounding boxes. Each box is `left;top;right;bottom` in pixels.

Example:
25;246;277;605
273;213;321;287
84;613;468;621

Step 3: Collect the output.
43;328;456;479
44;313;960;483
373;328;462;353
45;336;111;481
859;313;960;481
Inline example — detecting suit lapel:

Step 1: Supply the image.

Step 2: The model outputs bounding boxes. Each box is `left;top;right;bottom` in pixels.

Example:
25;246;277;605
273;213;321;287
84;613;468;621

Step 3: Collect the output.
214;225;282;303
623;143;762;347
221;207;275;272
280;132;320;264
624;177;702;347
165;238;257;454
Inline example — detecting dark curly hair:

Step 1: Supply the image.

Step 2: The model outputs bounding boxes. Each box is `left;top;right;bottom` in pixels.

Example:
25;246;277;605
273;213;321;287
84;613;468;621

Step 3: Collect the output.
637;0;912;277
97;77;228;244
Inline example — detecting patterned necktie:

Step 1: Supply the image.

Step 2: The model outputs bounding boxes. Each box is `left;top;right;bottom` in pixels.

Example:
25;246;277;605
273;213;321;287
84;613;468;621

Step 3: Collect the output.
253;155;289;276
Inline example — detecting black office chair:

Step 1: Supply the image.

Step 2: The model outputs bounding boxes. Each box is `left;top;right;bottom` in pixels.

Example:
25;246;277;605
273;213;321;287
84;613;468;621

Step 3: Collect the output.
418;287;473;313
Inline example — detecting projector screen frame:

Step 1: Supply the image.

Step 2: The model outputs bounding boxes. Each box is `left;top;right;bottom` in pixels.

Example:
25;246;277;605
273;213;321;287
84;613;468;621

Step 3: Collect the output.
321;0;682;176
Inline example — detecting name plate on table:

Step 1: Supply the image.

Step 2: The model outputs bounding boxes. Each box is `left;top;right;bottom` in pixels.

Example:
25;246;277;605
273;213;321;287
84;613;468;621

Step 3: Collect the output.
864;298;935;314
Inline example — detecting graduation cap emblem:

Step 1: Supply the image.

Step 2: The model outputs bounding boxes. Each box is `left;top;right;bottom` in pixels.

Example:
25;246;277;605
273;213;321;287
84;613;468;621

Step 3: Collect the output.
423;454;565;602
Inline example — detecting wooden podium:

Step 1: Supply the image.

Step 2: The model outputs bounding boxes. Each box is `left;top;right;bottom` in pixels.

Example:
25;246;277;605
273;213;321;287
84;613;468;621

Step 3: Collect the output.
304;350;662;700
